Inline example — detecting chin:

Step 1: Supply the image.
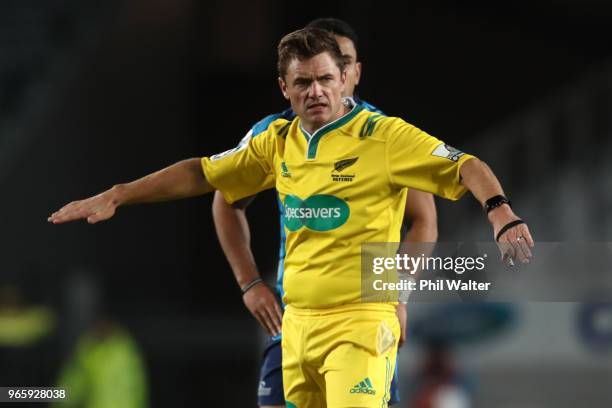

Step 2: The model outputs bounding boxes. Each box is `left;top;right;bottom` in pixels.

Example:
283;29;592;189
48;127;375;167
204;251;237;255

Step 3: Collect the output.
309;112;331;125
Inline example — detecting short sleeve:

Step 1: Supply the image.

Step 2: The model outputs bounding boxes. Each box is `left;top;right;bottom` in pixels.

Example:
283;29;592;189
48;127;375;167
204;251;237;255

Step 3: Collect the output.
386;118;476;200
201;130;276;203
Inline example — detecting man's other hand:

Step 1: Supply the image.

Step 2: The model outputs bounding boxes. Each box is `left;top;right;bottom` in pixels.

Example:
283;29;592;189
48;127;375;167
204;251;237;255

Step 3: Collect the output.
243;283;283;336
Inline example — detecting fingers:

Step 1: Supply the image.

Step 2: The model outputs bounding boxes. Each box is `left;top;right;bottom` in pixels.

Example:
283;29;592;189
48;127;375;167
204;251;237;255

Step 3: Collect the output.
272;299;283;333
251;300;280;336
398;329;406;348
498;238;521;265
87;204;116;224
256;303;281;336
244;286;283;336
48;194;116;224
502;253;515;267
497;223;534;264
48;201;85;224
520;225;535;247
401;333;406;348
517;236;532;260
262;305;282;336
253;310;277;336
49;200;94;224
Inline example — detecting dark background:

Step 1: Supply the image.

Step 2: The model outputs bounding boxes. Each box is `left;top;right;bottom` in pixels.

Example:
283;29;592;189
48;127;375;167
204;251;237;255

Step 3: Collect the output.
1;0;611;406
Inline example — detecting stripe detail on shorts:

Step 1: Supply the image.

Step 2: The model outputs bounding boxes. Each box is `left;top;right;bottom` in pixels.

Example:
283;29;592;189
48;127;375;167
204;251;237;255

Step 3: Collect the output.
382;356;391;407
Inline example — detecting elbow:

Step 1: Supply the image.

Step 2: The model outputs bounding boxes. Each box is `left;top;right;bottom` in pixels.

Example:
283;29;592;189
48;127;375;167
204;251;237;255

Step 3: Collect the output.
212;190;229;217
460;156;480;173
212;190;249;219
406;218;438;243
460;157;489;182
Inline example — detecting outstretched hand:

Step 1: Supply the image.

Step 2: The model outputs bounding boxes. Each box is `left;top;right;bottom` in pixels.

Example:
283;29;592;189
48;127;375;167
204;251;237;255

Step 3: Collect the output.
496;221;534;265
490;206;534;264
48;189;118;224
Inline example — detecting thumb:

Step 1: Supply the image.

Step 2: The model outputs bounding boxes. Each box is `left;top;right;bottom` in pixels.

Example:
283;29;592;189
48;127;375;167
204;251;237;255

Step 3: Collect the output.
87;205;115;224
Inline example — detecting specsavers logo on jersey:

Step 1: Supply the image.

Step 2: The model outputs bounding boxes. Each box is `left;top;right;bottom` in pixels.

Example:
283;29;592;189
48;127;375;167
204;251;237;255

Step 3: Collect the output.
283;194;350;232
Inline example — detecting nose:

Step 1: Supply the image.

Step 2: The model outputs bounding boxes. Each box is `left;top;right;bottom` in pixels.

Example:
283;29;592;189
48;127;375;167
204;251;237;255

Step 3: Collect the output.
308;80;323;99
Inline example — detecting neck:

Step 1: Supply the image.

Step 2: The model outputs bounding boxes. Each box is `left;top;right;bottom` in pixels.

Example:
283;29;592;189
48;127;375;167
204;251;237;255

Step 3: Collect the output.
303;104;350;135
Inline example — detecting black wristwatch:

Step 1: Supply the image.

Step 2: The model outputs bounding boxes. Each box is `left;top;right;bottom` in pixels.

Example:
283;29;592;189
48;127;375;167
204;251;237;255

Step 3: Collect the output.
484;195;511;214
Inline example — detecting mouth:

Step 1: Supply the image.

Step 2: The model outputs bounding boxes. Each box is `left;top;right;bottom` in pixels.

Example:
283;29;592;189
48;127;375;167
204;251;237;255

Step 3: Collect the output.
306;102;328;111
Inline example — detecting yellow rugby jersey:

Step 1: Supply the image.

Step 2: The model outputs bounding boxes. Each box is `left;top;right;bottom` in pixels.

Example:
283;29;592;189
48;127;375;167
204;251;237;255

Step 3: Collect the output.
202;103;475;309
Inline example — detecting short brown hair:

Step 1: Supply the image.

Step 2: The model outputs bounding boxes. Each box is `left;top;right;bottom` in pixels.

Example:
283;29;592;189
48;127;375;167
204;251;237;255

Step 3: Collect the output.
277;28;345;79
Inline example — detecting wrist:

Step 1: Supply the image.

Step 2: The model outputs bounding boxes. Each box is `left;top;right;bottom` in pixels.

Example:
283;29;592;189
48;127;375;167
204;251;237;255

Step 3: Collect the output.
487;203;514;224
241;277;264;294
236;271;261;288
110;184;128;206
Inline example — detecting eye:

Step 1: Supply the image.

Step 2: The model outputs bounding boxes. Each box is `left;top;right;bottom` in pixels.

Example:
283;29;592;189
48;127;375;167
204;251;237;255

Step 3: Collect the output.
294;79;311;88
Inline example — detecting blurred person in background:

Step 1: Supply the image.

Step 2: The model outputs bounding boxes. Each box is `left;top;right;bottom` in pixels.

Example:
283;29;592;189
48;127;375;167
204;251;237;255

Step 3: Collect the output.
0;285;57;386
407;303;516;408
48;26;533;407
409;340;473;408
53;276;148;408
53;316;148;408
0;285;55;347
211;17;438;408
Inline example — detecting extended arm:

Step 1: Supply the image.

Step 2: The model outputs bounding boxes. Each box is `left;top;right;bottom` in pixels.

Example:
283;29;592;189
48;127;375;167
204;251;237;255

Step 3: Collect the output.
48;158;212;224
460;158;534;262
212;192;282;335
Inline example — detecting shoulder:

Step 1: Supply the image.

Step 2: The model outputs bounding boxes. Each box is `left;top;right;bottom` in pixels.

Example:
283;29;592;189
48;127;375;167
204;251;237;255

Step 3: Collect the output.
356;98;385;116
358;112;424;142
250;108;296;138
350;108;406;139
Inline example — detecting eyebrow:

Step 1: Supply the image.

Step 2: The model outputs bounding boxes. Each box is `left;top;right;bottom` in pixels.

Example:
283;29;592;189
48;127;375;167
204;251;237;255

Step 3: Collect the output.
292;74;334;85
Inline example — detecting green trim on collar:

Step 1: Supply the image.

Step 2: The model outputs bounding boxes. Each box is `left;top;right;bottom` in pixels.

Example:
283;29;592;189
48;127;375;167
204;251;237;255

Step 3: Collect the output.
305;104;364;160
299;126;310;143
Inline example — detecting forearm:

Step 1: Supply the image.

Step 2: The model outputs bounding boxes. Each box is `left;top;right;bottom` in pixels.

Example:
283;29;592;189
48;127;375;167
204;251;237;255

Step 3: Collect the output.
459;157;523;232
212;192;260;288
116;158;212;206
459;158;505;206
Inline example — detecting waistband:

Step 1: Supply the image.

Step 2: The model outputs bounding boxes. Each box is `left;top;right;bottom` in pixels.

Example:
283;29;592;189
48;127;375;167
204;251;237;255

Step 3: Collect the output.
285;302;396;317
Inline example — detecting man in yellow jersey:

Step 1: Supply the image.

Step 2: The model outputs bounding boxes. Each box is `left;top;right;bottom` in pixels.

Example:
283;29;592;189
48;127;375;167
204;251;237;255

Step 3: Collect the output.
212;18;436;408
49;28;534;407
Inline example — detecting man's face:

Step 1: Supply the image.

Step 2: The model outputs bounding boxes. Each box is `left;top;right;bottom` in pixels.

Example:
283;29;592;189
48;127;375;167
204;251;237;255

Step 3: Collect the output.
335;35;361;97
279;51;346;132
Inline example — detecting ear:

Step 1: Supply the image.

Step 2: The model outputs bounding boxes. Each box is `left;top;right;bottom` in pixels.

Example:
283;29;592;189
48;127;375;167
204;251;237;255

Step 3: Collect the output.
340;70;347;94
278;77;289;100
354;62;362;86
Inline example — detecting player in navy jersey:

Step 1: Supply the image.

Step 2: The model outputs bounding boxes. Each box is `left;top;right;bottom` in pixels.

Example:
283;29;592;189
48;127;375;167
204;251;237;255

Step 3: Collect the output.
212;18;437;407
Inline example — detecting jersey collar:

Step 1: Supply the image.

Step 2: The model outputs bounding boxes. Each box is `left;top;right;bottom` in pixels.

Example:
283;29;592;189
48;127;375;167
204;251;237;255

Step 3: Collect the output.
300;98;363;160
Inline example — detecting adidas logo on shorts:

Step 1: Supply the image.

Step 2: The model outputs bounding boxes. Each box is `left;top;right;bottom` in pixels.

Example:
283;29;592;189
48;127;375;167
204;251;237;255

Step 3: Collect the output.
349;377;376;395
